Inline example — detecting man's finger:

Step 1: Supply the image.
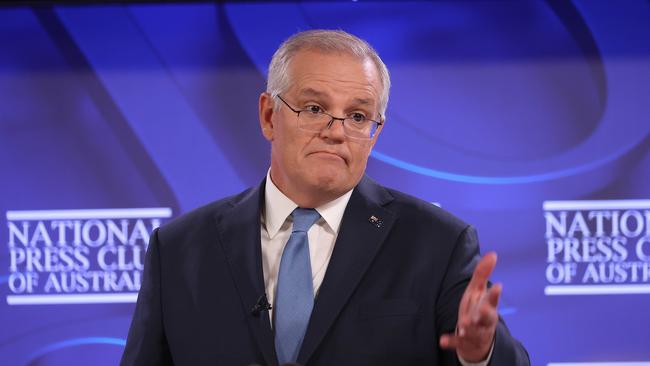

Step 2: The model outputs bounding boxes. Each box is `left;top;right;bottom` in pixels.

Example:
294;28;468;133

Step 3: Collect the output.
469;284;501;323
475;298;498;326
458;285;480;319
487;282;502;308
459;254;497;319
467;252;497;290
478;309;498;329
439;333;458;350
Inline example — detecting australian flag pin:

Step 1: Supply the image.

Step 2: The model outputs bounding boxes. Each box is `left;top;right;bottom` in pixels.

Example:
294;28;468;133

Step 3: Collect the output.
368;215;383;228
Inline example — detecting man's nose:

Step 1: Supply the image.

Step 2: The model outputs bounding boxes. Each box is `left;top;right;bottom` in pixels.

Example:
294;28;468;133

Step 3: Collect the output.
320;117;347;141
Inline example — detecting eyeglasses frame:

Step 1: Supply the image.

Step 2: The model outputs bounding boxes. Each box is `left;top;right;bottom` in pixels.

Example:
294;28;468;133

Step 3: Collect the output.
275;94;383;140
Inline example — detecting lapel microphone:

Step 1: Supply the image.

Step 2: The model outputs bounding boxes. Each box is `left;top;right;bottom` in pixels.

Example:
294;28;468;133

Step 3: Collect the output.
251;294;272;317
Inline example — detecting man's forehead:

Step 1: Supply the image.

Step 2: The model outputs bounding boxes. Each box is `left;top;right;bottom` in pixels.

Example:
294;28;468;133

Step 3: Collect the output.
289;51;379;83
295;87;376;107
285;50;381;106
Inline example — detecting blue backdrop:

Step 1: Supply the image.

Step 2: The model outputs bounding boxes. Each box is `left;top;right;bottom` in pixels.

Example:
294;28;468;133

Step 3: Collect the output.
1;1;649;365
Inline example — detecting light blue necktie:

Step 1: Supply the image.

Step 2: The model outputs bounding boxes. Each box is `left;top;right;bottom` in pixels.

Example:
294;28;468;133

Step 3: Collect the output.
274;208;321;365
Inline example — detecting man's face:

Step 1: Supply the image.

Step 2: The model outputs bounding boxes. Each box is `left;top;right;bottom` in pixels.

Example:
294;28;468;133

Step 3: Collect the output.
259;49;383;207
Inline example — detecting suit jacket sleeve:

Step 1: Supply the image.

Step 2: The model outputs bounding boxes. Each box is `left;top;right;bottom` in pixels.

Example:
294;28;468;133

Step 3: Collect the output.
120;228;174;366
435;225;530;365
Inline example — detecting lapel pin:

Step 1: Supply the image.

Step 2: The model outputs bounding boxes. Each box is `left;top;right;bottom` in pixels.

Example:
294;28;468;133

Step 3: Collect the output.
368;215;383;228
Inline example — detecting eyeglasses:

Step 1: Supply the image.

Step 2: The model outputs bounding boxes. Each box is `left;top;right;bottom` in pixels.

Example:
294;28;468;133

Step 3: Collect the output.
276;94;383;140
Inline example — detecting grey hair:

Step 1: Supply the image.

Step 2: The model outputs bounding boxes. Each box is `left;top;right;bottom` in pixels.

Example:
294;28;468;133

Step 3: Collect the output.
266;29;391;116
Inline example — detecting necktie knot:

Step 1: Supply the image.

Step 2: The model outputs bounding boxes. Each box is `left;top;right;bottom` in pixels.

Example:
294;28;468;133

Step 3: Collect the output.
291;208;320;233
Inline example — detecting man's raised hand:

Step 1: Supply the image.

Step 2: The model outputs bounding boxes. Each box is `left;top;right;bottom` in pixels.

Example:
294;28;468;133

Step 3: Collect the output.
439;252;501;362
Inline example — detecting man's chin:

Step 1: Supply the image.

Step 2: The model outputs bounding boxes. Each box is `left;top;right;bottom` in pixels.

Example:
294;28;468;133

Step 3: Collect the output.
306;173;349;195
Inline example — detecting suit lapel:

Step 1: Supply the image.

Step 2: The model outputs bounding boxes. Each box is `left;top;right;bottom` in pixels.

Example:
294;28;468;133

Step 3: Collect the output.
298;176;396;365
216;181;278;366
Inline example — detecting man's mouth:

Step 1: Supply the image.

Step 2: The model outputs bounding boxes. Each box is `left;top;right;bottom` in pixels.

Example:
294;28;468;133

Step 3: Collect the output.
309;151;347;163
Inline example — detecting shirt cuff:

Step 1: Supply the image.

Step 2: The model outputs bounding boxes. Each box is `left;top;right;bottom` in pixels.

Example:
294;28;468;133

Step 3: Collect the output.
457;336;495;366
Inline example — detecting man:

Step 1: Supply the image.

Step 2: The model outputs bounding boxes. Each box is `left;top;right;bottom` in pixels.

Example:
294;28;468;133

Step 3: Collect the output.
121;30;529;366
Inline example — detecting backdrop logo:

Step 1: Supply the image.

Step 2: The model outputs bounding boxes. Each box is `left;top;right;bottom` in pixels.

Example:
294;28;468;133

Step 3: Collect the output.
5;208;172;305
544;200;650;295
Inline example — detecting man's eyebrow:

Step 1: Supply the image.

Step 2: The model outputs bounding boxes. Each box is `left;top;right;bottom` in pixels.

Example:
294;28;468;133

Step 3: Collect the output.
297;88;375;108
351;98;372;106
297;88;327;98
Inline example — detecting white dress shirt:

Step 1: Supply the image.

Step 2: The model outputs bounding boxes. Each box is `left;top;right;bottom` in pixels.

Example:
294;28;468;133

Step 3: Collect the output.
261;171;352;316
260;171;492;366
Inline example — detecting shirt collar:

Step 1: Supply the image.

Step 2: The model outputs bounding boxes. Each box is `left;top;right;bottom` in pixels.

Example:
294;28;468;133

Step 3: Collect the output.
263;169;354;239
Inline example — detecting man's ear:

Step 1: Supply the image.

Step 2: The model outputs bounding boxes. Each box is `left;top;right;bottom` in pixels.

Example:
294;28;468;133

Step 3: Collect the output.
259;92;275;141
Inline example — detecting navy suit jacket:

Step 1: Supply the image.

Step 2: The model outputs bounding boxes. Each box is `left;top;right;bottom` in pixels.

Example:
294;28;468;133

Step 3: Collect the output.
121;176;529;366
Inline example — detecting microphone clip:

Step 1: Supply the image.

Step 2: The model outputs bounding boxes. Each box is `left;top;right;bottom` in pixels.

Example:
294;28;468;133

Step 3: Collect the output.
251;294;272;317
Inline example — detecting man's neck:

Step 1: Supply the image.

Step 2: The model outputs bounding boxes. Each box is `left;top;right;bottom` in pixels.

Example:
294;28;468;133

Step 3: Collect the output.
268;170;345;208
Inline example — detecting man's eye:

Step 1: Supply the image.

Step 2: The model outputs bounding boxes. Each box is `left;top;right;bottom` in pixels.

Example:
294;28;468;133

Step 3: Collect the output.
350;113;367;123
306;105;322;114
